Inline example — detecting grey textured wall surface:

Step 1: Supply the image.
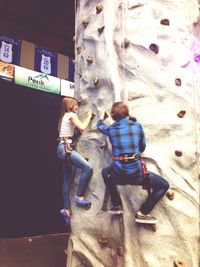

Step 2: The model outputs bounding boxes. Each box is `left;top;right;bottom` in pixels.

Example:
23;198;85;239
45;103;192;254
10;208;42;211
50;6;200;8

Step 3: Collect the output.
67;1;200;266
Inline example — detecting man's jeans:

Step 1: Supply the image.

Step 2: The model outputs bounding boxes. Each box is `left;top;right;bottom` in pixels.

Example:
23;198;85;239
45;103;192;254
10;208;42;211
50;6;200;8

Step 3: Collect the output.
102;166;169;214
57;143;93;209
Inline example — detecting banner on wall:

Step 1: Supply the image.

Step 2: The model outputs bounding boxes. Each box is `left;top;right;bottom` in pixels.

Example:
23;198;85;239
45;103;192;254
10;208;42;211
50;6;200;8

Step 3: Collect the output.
0;33;21;65
0;61;14;81
68;58;74;82
15;66;60;95
34;46;58;77
60;79;75;97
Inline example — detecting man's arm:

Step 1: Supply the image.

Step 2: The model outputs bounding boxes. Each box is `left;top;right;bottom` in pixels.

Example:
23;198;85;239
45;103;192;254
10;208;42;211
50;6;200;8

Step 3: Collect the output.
96;112;110;136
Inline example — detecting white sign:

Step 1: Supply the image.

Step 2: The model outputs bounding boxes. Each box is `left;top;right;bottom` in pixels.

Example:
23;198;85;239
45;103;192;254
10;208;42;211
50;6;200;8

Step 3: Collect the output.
60;79;75;97
14;65;60;95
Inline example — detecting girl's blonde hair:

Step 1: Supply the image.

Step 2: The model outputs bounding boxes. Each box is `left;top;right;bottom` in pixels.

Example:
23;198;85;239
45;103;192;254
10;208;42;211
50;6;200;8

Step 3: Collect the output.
57;97;78;132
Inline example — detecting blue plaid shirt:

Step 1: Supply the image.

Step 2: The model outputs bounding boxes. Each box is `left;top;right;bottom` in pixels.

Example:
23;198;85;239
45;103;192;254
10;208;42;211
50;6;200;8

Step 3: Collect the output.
97;117;146;178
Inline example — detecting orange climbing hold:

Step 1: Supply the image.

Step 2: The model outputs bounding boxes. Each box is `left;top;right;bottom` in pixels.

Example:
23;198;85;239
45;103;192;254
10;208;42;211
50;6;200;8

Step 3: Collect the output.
98;235;108;245
174;260;185;267
98;25;105;34
96;3;103;14
160;18;170;25
175;150;182;157
177;110;186;118
82;19;89;28
175;78;182;86
166;189;175;200
86;56;93;64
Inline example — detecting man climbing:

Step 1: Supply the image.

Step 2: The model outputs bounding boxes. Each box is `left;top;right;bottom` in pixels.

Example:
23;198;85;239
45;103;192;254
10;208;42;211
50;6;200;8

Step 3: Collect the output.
97;102;169;224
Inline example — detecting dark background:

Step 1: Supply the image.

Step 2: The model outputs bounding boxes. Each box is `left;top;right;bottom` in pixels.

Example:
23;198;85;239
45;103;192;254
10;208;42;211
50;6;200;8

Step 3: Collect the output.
0;0;75;58
0;78;67;237
0;0;75;239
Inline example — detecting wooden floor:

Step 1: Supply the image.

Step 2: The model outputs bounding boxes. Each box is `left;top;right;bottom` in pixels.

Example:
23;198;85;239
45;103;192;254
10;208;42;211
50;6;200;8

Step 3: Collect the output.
0;233;69;267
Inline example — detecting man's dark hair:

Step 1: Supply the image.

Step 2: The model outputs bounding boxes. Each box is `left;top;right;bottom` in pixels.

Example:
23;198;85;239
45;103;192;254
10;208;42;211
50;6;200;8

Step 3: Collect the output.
111;102;129;121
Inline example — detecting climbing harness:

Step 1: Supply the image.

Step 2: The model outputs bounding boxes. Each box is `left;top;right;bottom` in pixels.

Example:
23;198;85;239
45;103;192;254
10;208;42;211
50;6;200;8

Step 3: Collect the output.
58;137;75;154
112;153;140;162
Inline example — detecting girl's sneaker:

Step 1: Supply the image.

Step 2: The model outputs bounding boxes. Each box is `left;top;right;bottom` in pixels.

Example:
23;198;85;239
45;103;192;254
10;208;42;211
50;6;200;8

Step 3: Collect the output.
60;209;71;224
74;198;91;206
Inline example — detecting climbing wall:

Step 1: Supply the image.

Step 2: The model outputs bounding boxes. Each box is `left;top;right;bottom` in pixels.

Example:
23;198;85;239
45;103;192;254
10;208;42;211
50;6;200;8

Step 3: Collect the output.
67;1;200;266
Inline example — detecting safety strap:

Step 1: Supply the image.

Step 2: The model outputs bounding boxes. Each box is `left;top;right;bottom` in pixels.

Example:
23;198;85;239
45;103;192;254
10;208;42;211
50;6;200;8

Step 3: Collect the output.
113;154;140;161
141;158;148;176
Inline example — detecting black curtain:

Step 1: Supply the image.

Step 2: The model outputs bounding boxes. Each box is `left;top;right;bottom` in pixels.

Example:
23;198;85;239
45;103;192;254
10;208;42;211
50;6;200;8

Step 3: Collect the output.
0;79;66;237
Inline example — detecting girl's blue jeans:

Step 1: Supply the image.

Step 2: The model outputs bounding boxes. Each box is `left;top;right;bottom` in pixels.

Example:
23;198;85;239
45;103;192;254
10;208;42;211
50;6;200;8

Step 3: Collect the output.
57;143;93;209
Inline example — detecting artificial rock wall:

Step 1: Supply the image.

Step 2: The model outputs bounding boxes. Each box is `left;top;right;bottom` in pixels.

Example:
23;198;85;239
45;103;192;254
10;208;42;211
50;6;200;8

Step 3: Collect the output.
67;1;200;267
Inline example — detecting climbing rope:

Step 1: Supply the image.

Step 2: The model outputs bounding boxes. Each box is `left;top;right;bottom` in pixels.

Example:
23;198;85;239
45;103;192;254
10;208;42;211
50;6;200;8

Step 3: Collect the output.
188;4;200;189
121;0;128;103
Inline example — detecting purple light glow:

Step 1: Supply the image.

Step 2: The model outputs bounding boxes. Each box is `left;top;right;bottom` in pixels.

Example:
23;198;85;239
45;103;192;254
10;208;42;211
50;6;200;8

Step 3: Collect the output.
194;53;200;63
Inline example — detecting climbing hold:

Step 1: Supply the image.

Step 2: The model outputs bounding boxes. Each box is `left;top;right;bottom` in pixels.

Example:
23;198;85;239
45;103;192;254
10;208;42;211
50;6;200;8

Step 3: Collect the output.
166;189;175;200
93;78;99;86
96;3;103;14
76;47;82;54
91;113;96;120
98;235;108;245
117;246;124;256
175;78;182;87
175;150;182;157
86;56;93;64
123;38;130;48
128;3;144;9
142;224;157;232
72;59;75;64
174;260;185;267
98;25;105;34
100;140;107;148
160;19;170;26
177;110;186;118
103;112;109;120
82;19;89;28
194;53;200;63
149;43;159;54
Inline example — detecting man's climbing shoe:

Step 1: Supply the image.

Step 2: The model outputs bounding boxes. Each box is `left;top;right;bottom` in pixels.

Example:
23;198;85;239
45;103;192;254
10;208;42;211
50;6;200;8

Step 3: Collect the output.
108;205;123;215
74;198;91;207
60;209;71;224
135;212;157;224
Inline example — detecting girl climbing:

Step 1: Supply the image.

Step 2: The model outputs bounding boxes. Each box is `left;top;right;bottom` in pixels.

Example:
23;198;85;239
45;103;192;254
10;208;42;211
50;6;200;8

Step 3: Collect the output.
57;97;93;224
